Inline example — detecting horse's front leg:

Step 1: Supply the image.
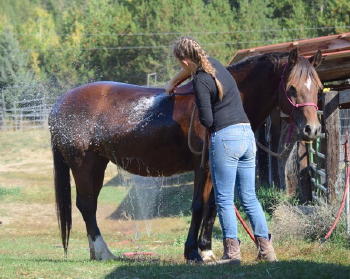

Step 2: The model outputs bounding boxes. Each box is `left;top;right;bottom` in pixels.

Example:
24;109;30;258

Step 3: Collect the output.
184;160;211;262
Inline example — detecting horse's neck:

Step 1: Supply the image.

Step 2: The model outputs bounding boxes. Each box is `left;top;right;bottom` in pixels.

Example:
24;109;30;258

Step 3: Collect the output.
175;81;194;95
228;60;282;131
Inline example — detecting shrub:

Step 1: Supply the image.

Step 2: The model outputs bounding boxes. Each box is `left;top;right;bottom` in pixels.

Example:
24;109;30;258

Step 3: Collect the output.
271;202;349;247
235;186;296;218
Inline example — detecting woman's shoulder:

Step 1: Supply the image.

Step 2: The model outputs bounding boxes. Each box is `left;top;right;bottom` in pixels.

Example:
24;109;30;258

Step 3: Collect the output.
194;68;210;79
208;56;224;67
193;70;213;86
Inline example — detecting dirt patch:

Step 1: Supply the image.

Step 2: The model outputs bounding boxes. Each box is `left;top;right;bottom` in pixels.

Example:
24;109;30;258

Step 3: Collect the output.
0;201;186;238
0;160;52;173
0;203;56;229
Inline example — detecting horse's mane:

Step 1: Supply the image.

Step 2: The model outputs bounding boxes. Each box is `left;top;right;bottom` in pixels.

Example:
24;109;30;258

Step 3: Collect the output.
227;52;323;91
227;52;286;71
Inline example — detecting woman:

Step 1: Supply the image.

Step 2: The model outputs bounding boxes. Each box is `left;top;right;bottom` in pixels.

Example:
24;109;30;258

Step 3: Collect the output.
166;37;277;264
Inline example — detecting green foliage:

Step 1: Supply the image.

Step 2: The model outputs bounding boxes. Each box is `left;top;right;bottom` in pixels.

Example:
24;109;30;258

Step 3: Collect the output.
0;27;40;105
235;186;297;219
0;29;33;88
256;186;298;215
231;0;279;48
0;0;348;106
327;219;350;249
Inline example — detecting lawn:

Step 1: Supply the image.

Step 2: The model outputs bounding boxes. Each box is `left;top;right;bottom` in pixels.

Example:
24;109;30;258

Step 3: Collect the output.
0;130;349;279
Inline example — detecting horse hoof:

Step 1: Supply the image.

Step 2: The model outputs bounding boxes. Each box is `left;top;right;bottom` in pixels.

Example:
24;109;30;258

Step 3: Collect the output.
88;235;117;261
186;259;204;265
200;250;217;262
185;250;203;263
91;252;117;261
101;253;118;261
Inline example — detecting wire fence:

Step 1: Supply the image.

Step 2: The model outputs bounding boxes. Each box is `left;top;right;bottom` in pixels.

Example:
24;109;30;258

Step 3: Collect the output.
0;77;164;131
0;97;55;130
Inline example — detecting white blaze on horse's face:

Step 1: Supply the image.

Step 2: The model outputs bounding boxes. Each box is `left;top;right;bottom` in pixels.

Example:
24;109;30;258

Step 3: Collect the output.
304;76;312;91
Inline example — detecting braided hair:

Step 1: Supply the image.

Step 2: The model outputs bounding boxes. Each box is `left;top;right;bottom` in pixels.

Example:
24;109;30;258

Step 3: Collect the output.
172;36;224;100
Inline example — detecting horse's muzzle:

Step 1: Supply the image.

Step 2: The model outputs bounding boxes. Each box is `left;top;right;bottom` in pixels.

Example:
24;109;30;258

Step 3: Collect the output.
302;123;322;141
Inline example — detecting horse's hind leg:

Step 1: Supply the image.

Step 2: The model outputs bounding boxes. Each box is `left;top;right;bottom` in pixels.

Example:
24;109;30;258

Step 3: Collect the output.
71;151;115;260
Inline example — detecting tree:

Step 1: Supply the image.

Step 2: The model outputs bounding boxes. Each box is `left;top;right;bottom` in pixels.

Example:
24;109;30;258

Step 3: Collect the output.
229;0;279;49
0;28;37;104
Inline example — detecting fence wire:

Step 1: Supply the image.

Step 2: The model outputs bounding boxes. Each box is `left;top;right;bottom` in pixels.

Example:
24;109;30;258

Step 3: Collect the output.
0;97;54;130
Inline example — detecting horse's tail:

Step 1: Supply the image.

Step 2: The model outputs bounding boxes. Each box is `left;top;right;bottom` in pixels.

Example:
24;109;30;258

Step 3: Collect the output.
52;147;72;256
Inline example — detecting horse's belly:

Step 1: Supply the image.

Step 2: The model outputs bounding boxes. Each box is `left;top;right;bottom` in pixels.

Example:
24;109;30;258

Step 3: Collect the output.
103;140;194;176
96;129;195;176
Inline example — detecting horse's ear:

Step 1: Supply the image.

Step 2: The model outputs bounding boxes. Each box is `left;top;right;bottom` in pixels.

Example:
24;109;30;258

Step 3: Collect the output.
288;48;298;66
309;50;323;69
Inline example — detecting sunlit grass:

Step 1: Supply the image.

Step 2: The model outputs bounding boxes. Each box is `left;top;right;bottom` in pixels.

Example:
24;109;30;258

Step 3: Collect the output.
0;130;349;278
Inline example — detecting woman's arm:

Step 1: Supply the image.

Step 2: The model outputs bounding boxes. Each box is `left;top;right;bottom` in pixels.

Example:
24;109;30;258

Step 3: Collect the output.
165;68;191;94
193;78;213;129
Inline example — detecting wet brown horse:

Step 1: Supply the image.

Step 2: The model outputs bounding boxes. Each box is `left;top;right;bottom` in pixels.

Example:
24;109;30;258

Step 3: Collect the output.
49;49;322;261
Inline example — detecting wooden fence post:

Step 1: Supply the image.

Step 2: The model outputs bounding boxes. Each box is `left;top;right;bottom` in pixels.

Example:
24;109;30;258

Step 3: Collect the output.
323;91;340;203
1;91;6;130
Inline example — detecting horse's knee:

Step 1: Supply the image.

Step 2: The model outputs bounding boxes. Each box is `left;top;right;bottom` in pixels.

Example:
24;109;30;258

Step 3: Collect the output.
191;199;203;213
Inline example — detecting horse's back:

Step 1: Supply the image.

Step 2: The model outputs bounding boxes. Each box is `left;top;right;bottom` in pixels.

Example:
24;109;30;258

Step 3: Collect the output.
49;81;196;175
53;82;163;111
49;81;164;148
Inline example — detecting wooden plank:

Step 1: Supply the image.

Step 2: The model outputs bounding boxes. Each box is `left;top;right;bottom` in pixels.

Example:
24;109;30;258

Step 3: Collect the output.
317;57;350;82
230;32;350;64
323;91;340;203
303;46;350;57
339;89;350;107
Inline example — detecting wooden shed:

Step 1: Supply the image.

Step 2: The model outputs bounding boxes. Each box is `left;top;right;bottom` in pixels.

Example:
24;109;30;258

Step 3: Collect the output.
229;32;350;203
230;32;350;82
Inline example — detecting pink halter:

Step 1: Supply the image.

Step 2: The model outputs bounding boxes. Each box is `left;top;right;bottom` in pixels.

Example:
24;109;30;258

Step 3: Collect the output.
279;63;318;116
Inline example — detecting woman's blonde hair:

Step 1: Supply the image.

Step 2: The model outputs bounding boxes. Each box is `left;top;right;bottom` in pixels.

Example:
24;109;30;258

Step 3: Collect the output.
172;36;224;100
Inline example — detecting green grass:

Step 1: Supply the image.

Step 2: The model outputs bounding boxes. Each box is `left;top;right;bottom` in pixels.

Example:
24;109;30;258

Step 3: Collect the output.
0;130;349;278
98;186;129;206
0;186;21;197
0;235;349;279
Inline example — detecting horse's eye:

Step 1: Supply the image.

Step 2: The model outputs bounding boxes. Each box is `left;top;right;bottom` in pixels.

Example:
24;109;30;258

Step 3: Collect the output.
288;86;297;97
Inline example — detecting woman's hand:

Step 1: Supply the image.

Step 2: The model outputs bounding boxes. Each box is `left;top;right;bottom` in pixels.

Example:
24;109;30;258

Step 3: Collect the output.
165;82;177;94
165;67;191;95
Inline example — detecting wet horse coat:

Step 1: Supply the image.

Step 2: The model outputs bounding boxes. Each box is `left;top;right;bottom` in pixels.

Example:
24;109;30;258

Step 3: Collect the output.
50;82;205;259
49;49;323;261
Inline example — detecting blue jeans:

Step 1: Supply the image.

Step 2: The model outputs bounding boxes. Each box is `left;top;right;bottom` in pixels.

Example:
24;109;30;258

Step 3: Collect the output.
209;124;269;240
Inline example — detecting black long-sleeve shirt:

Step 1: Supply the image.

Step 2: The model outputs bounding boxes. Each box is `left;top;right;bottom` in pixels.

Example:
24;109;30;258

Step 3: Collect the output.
193;57;249;132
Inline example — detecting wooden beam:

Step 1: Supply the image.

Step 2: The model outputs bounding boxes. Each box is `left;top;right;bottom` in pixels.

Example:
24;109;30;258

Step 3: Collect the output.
230;32;350;64
323;91;340;203
339;89;350;108
317;57;350;82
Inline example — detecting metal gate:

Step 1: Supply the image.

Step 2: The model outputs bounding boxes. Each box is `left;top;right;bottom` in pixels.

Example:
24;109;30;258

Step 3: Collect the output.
308;110;327;203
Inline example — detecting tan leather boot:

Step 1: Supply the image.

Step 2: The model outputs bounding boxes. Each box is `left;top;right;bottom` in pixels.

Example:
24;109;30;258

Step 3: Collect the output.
255;234;277;262
216;238;241;265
